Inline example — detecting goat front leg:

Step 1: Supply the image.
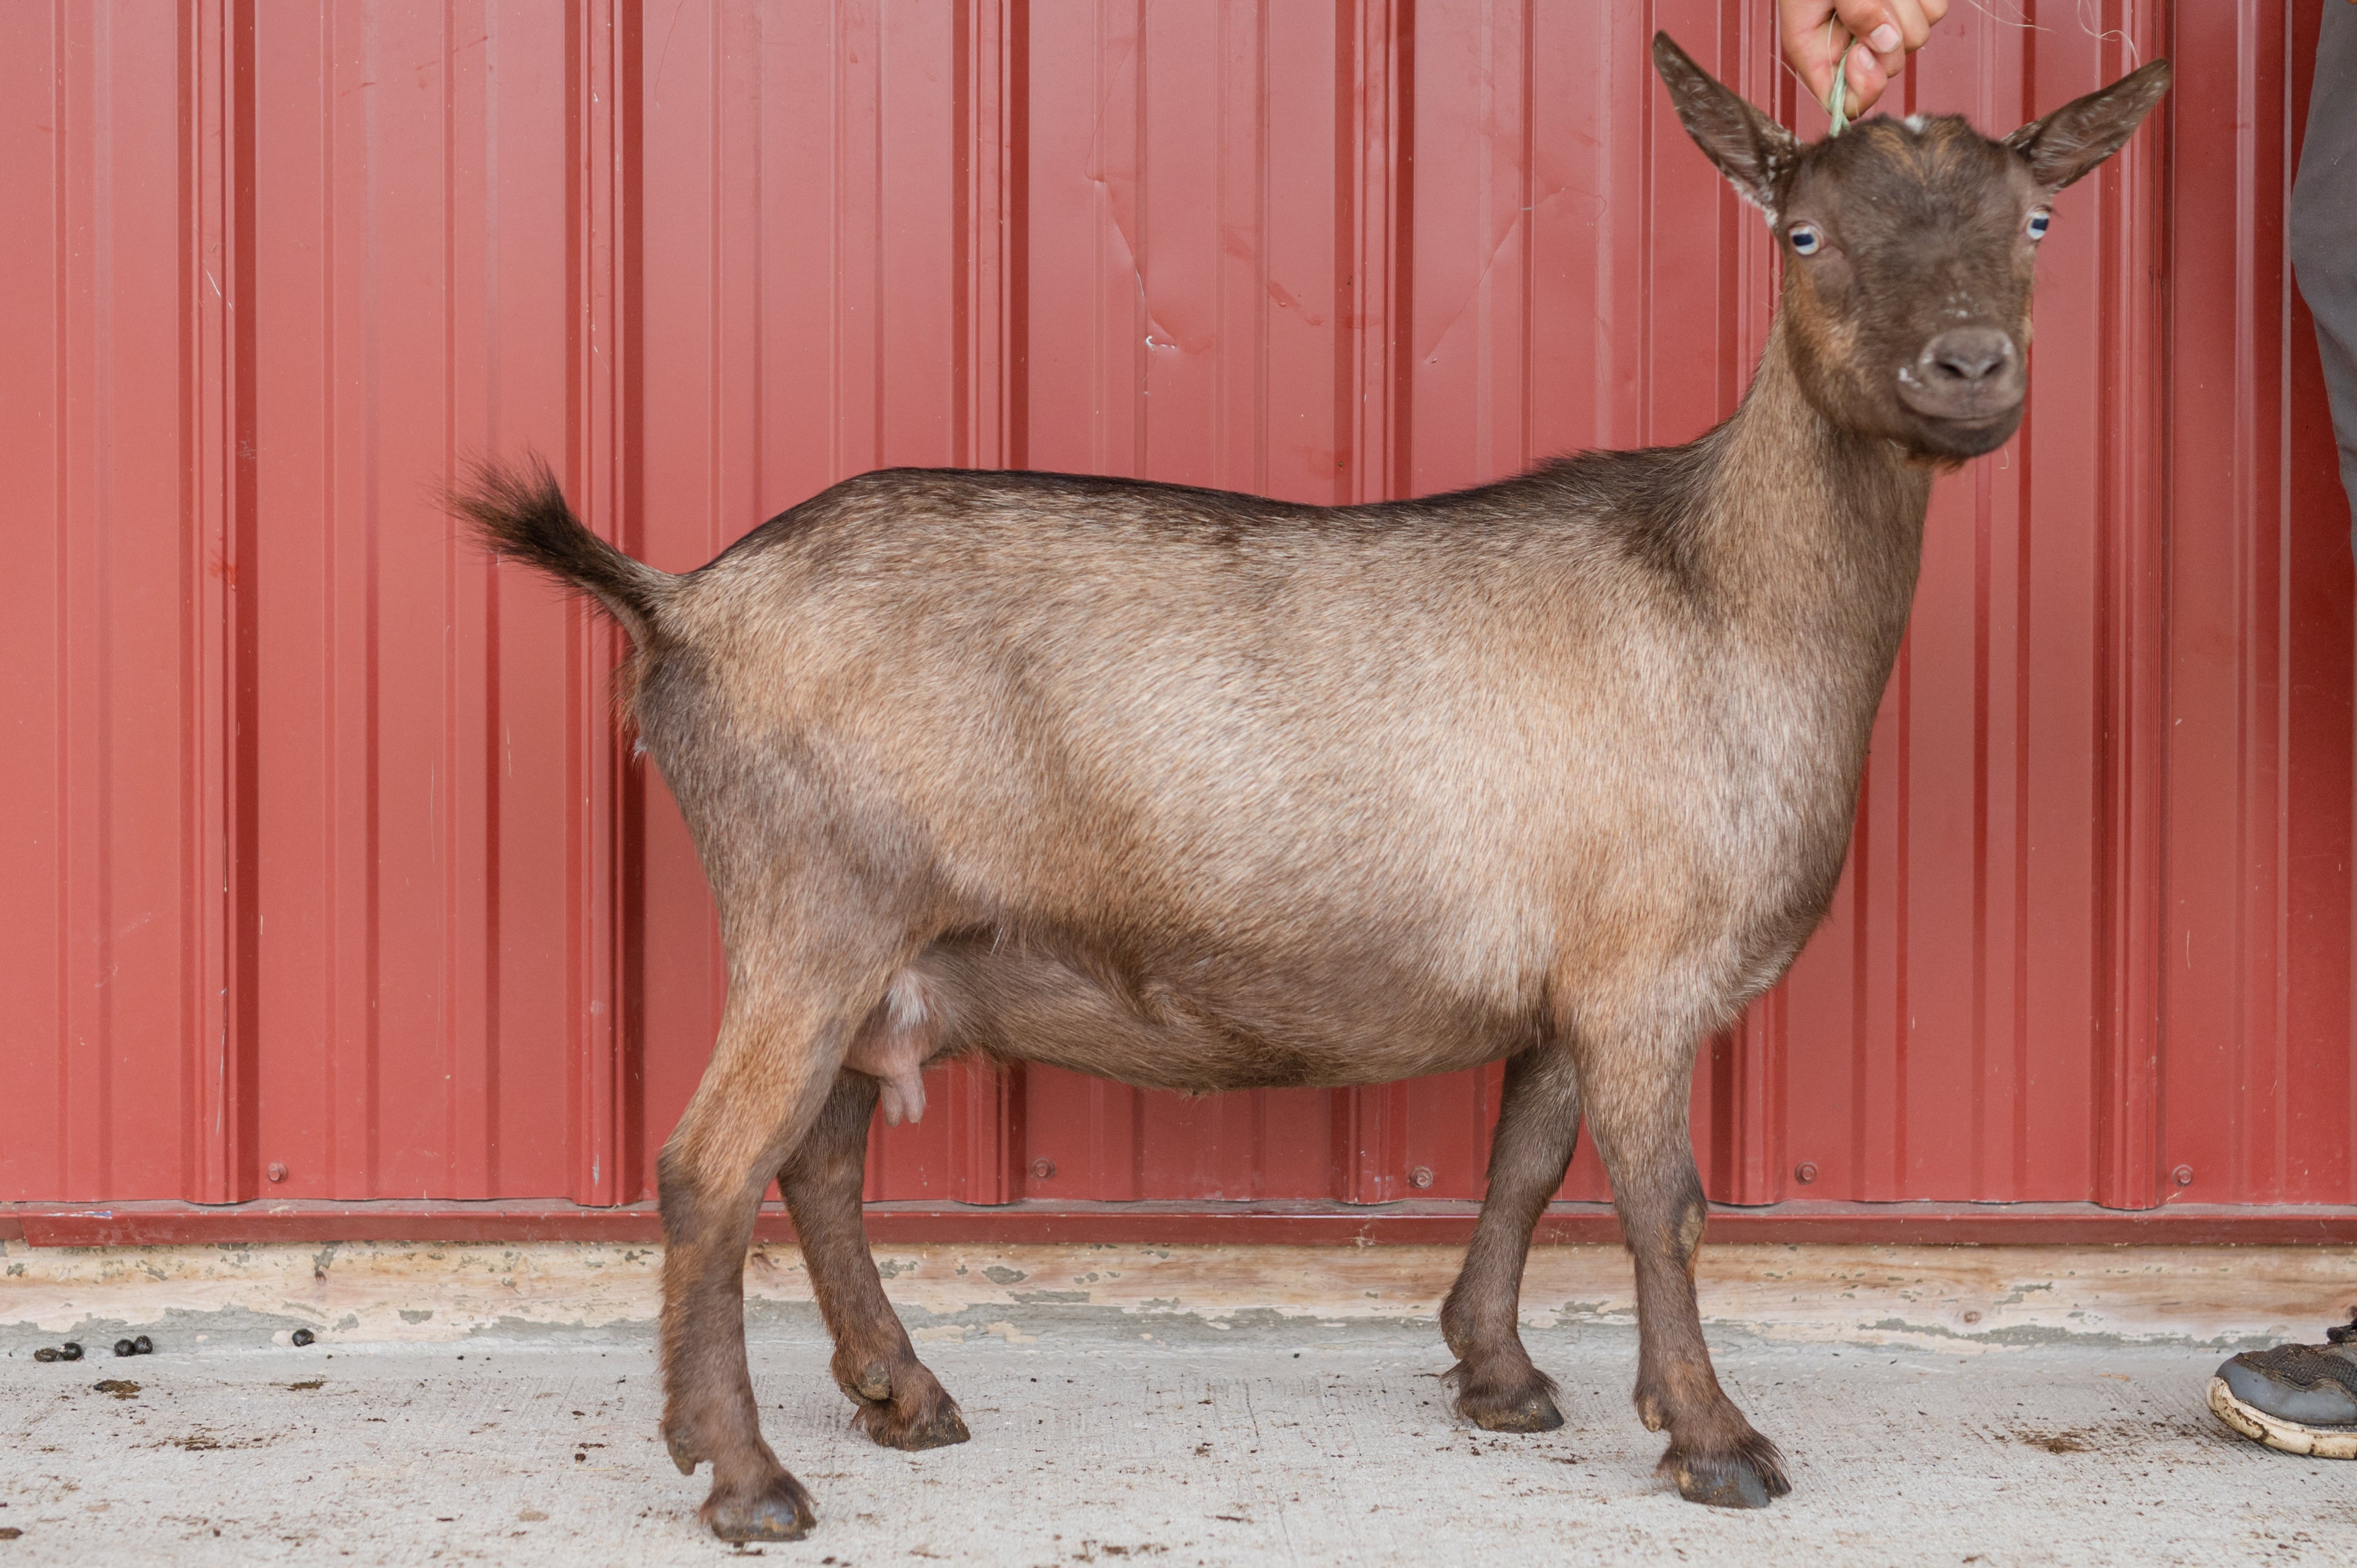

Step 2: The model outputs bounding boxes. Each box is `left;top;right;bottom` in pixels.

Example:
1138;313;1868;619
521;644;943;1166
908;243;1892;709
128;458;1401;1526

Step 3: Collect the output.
659;961;891;1543
1440;1045;1582;1431
779;1069;969;1450
1579;1025;1788;1509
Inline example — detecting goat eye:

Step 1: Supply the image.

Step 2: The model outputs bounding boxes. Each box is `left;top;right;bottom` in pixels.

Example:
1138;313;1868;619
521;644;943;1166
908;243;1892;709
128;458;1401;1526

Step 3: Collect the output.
2027;209;2050;241
1787;224;1822;256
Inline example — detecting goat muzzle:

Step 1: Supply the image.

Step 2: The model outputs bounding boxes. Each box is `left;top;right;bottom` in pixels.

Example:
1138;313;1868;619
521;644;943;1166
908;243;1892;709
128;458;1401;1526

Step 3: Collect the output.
1897;327;2026;455
1899;327;2024;421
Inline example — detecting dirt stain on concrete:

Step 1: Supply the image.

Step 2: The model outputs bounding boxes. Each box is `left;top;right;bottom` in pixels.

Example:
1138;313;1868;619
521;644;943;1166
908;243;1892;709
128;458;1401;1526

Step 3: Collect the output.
2015;1428;2094;1454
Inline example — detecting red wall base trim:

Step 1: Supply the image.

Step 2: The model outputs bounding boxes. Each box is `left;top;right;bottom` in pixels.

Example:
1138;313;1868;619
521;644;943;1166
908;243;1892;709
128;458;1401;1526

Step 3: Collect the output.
9;1198;2357;1249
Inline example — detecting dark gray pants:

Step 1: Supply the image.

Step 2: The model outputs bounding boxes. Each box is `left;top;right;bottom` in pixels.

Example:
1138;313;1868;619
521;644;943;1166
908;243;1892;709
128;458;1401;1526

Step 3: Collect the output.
2292;3;2357;541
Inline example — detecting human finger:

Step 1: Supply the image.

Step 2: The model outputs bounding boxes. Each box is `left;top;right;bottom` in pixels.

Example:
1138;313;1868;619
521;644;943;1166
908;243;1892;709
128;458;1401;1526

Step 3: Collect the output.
1832;0;1906;70
1878;0;1939;56
1778;0;1847;113
1844;45;1891;116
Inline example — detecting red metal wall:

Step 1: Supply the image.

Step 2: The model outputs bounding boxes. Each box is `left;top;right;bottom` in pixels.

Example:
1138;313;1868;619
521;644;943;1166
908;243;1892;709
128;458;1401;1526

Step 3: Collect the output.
7;1;2349;1224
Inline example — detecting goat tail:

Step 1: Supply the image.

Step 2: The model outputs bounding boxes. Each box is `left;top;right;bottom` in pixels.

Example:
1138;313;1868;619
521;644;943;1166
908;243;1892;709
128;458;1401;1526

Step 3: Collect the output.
446;453;673;647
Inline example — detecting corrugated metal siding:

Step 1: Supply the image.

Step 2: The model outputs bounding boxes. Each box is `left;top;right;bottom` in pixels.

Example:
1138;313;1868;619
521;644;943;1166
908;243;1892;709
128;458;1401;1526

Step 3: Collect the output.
1771;10;2157;1207
5;0;2349;1220
2162;0;2356;1206
3;3;233;1204
228;3;638;1206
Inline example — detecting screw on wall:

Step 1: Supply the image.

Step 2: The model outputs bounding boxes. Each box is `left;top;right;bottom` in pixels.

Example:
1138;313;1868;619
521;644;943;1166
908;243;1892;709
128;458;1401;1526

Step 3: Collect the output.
1408;1166;1435;1190
1794;1162;1820;1185
2172;1164;2195;1187
266;1162;288;1183
1029;1158;1056;1181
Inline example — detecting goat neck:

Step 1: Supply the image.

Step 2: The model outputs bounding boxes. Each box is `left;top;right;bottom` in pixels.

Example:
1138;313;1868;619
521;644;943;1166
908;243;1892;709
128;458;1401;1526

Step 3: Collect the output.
1694;315;1932;671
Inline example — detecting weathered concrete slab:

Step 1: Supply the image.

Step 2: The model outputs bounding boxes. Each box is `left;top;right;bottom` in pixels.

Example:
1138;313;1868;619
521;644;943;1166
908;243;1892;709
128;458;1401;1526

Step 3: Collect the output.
2;1322;2350;1566
5;1243;2355;1563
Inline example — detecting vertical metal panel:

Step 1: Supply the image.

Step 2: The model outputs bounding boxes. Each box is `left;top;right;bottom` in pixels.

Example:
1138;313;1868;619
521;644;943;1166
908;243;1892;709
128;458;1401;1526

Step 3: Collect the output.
237;1;614;1203
1771;3;2171;1205
625;1;1022;1205
1;1;230;1202
2160;0;2356;1206
6;0;2348;1223
1012;0;1362;1202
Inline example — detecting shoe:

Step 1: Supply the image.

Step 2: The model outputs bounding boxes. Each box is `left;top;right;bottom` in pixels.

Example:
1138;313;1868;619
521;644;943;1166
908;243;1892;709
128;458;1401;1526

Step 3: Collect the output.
2209;1311;2357;1458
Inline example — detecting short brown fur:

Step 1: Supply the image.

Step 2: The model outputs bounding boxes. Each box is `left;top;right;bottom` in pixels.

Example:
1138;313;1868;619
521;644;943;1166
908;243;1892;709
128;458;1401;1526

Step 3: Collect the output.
449;34;2168;1541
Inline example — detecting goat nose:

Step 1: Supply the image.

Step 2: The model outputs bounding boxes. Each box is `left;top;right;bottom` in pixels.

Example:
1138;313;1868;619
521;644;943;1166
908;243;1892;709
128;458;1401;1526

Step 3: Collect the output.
1921;327;2014;385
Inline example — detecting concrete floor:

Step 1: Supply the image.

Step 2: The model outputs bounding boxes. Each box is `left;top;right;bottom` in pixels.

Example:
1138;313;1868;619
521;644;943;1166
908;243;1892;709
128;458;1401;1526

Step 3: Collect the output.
4;1310;2353;1567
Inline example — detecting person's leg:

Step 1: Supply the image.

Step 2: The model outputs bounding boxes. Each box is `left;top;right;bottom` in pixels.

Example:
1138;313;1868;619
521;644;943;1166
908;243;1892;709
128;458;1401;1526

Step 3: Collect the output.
2213;7;2357;1460
2290;1;2357;546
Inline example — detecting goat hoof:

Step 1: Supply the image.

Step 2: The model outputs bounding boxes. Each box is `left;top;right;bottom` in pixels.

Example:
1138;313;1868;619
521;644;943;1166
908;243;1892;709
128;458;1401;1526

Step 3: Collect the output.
1466;1389;1565;1433
702;1471;817;1542
1662;1436;1789;1509
1672;1456;1772;1509
900;1404;972;1450
1448;1360;1565;1433
858;1391;971;1451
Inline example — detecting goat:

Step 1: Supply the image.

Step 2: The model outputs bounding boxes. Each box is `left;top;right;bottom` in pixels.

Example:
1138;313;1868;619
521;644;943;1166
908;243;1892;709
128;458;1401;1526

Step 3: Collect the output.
450;34;2169;1541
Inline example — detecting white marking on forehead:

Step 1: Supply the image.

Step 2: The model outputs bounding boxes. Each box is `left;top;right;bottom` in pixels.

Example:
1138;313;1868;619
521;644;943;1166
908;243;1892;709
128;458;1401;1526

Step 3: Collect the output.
1904;114;1928;133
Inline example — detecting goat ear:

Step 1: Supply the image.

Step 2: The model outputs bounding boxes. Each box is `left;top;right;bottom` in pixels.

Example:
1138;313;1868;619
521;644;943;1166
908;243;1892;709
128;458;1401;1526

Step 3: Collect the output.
2003;60;2171;192
1652;32;1798;221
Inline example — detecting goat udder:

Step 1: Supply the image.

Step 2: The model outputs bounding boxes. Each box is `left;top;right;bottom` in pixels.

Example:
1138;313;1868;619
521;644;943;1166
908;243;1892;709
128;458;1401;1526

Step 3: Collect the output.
845;1032;929;1125
845;972;935;1125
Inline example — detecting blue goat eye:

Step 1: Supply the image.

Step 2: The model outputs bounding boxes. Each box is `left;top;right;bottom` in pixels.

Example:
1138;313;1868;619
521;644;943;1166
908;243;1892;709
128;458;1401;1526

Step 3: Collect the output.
1788;224;1822;255
2027;210;2050;241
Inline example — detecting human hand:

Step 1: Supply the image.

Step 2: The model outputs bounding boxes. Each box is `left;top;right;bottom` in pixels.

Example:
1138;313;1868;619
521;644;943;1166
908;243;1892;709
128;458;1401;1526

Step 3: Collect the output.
1779;0;1949;120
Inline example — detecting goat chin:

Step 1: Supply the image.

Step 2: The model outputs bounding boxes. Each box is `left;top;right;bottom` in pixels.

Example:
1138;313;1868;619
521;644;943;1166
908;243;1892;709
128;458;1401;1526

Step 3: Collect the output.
1907;407;2025;459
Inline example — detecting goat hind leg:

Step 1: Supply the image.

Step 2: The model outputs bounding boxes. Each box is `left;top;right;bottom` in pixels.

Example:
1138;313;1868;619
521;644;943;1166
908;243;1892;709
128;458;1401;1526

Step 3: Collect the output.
1440;1045;1582;1433
1580;1026;1788;1508
780;1070;969;1450
660;968;891;1542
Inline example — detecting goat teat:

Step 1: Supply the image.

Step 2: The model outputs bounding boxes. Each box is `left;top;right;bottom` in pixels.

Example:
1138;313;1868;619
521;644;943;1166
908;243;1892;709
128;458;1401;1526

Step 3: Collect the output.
1652;33;2170;462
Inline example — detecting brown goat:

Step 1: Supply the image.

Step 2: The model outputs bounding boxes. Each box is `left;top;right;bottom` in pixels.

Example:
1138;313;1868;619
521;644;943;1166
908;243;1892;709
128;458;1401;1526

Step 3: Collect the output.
451;35;2168;1541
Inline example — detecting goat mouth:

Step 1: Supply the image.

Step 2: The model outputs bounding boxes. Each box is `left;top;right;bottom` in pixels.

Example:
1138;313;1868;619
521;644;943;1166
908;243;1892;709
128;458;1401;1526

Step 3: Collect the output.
1909;405;2024;457
1895;383;2024;426
1912;405;2017;429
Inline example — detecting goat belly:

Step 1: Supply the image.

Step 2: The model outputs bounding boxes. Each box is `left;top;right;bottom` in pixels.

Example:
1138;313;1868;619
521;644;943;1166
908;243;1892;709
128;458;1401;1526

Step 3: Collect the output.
903;934;1530;1093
